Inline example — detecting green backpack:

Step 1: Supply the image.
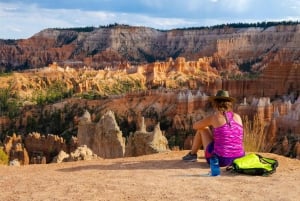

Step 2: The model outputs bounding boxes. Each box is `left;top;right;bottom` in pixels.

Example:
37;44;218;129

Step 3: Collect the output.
228;153;279;176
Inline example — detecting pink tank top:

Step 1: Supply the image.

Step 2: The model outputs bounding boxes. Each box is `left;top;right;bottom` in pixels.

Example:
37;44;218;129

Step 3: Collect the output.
213;111;244;158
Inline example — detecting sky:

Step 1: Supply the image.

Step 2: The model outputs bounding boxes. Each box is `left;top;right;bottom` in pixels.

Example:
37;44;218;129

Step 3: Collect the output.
0;0;299;39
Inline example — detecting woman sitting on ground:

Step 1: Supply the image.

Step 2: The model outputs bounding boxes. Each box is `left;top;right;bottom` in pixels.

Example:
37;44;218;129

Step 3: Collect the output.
182;90;245;167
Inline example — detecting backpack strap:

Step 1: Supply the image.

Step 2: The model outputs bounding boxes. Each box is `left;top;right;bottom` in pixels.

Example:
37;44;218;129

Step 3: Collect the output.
256;154;279;175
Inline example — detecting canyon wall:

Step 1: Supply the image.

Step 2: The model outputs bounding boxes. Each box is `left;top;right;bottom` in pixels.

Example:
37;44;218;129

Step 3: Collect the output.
2;88;300;164
0;24;299;73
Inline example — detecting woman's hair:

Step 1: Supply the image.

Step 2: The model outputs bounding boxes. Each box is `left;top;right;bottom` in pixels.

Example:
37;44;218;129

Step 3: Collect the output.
211;99;233;113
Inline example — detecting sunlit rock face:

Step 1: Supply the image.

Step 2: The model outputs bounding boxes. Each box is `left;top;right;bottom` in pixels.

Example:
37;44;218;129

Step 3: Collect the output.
4;134;29;165
3;132;75;165
77;110;126;159
125;122;170;157
24;132;68;163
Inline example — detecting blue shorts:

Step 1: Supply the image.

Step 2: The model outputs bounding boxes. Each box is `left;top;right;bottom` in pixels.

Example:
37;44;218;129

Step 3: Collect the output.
205;142;244;167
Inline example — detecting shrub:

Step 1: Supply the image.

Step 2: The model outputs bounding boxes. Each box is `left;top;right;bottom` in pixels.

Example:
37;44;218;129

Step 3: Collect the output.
0;148;9;165
243;114;267;152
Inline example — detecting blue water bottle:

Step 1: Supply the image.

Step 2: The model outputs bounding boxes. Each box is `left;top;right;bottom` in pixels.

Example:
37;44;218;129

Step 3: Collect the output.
210;155;220;176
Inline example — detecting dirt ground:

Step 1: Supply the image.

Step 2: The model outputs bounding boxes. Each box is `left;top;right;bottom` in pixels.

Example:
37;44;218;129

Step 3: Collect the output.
0;150;299;201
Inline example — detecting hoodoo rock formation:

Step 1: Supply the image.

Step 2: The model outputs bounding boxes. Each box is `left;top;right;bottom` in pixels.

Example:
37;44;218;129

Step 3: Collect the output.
3;134;29;165
78;111;169;158
2;88;300;164
3;132;79;164
125;117;169;157
77;110;126;159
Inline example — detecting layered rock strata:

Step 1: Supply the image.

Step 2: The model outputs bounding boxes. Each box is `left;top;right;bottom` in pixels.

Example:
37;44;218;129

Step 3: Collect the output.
1;24;299;75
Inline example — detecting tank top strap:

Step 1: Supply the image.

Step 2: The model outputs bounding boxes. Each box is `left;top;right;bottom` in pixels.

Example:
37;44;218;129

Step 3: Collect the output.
225;111;234;120
223;111;233;126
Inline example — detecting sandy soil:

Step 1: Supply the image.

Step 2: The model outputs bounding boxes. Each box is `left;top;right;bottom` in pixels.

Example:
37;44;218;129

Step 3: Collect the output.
0;150;299;201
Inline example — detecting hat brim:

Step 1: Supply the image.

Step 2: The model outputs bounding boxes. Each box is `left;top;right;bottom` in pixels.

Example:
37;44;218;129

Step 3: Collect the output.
208;96;236;102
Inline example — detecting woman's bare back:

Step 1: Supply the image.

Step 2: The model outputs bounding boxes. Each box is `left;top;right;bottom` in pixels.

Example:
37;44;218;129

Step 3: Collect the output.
210;112;243;129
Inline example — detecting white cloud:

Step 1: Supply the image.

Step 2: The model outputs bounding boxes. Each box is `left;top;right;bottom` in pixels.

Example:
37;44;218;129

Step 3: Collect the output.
1;1;209;39
220;0;252;13
0;0;299;39
288;0;300;9
120;14;196;29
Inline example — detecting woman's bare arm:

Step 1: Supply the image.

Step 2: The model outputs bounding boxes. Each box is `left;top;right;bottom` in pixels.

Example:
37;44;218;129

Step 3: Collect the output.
192;115;214;130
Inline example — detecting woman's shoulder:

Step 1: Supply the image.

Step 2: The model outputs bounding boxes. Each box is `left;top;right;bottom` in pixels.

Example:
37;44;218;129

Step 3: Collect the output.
232;112;243;125
232;112;241;118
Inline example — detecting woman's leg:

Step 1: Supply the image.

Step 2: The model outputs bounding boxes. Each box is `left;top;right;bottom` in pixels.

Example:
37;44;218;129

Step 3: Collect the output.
190;130;203;154
199;127;213;151
200;127;214;164
190;127;213;154
183;127;214;161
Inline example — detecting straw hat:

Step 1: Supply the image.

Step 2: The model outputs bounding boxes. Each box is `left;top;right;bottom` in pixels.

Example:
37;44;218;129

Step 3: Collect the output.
208;90;236;102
